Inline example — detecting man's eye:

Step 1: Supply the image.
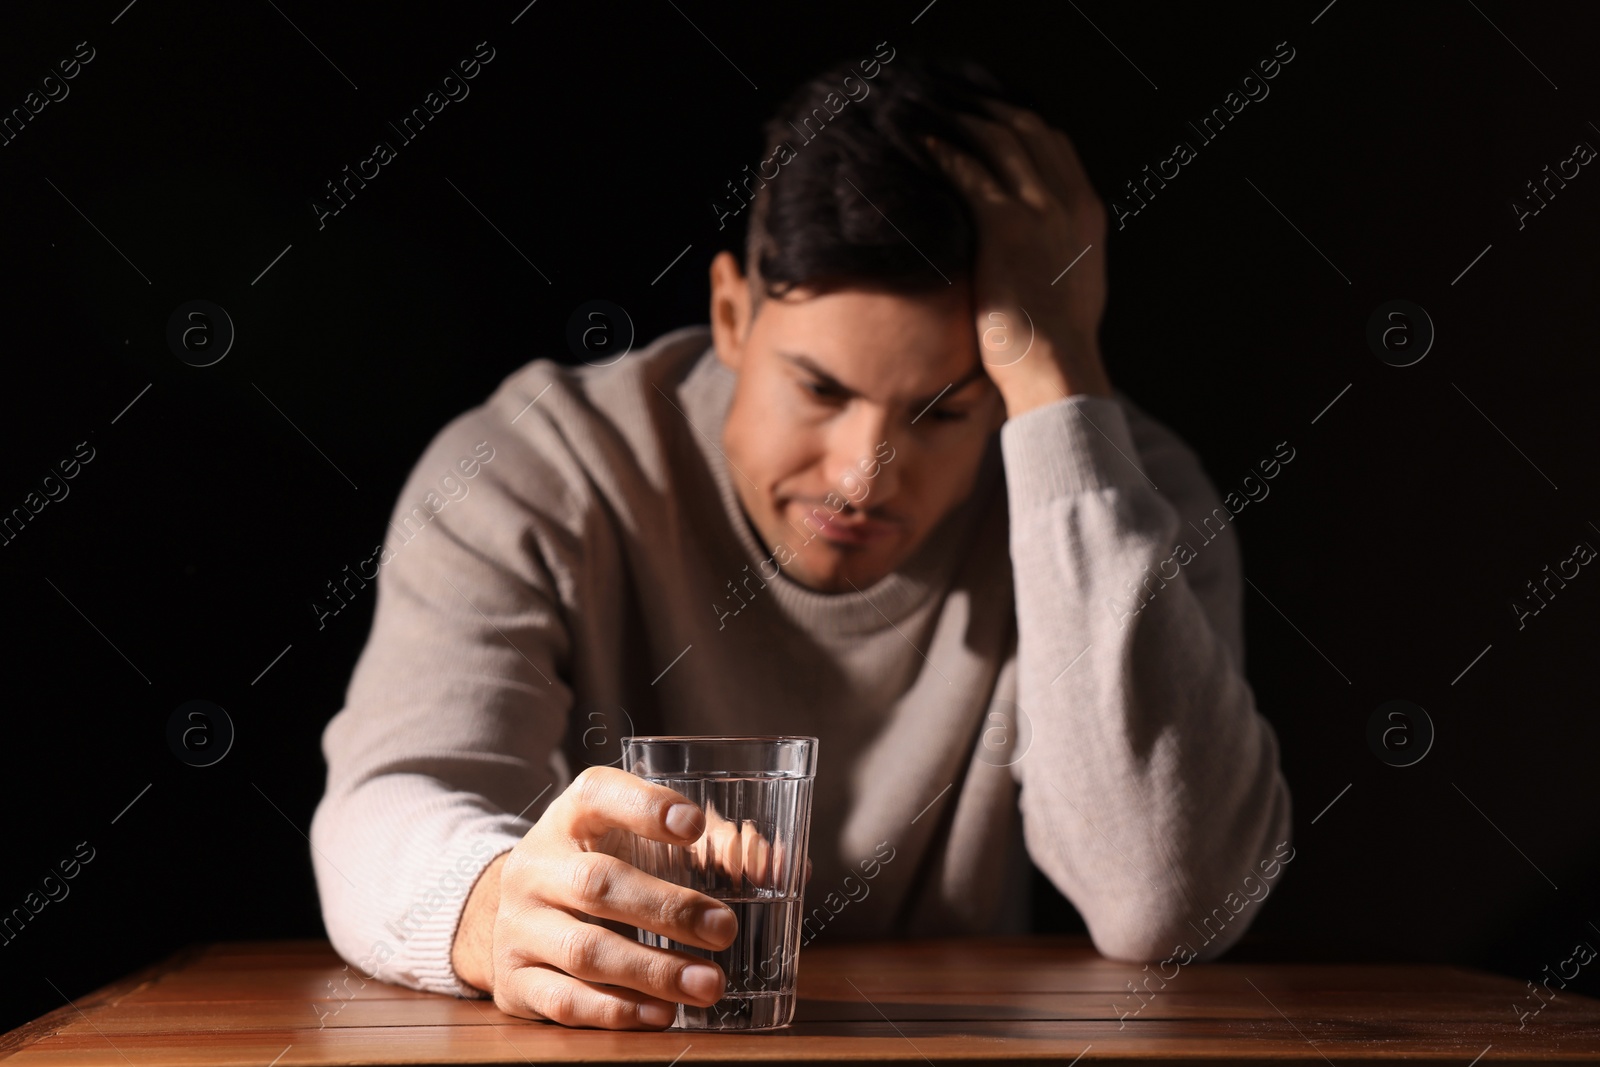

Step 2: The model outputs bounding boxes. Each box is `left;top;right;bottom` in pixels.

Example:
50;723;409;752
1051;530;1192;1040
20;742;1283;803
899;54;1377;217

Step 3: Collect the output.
927;409;967;423
802;380;843;400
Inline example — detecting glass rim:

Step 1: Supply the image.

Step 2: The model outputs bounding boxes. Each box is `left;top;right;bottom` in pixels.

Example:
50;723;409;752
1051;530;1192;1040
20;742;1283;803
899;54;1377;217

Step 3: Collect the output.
621;735;818;745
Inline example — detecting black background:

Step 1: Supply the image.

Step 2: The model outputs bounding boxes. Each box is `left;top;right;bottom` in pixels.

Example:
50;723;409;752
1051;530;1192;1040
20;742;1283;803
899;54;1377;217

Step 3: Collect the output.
2;0;1597;1038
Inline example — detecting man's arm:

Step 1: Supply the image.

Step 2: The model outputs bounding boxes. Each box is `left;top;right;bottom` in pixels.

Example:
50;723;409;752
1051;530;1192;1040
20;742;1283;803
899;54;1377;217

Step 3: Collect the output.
308;379;586;997
312;368;750;1026
925;98;1291;962
999;392;1292;961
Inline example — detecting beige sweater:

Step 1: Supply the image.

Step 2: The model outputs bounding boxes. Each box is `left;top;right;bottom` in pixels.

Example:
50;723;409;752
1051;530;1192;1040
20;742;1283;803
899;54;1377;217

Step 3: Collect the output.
309;324;1293;996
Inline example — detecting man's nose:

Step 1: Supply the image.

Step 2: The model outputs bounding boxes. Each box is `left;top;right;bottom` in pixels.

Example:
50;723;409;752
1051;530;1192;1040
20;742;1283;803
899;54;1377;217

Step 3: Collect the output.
828;410;899;510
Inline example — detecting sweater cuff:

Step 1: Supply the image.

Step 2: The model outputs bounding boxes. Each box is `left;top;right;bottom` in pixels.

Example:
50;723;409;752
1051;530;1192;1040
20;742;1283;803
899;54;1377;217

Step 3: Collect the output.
405;831;523;999
999;393;1147;507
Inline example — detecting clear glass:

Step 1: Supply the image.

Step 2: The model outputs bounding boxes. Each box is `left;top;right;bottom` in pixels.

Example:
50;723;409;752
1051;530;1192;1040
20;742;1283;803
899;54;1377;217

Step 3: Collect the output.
622;735;818;1030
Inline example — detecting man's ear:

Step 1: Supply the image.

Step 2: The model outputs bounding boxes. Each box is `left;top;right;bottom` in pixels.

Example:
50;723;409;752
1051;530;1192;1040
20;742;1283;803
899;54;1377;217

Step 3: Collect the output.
709;250;753;372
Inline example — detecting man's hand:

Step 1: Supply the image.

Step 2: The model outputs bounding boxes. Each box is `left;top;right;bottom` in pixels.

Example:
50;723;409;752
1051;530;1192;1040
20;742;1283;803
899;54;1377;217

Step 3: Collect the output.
451;766;811;1030
924;98;1112;417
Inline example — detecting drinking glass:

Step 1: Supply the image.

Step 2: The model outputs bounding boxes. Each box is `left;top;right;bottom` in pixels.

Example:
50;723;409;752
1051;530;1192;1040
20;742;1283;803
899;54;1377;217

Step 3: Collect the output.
622;735;818;1030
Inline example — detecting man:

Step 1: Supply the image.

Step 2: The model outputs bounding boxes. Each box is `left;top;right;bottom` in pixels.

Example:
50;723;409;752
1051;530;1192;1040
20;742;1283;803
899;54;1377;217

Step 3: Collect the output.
309;51;1293;1030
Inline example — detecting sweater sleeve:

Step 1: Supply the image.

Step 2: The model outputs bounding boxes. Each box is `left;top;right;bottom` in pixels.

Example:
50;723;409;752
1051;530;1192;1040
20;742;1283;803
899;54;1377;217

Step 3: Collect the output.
308;382;587;998
999;391;1293;963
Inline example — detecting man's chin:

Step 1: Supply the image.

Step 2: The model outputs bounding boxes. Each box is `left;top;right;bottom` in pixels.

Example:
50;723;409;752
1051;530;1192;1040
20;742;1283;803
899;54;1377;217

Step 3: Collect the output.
782;545;898;594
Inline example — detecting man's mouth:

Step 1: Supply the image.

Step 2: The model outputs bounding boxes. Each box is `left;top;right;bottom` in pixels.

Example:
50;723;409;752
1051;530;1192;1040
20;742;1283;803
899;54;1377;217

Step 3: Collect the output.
785;500;900;545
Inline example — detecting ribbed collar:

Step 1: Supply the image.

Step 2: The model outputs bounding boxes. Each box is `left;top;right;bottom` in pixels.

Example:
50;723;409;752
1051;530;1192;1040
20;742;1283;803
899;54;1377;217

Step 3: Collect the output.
676;329;1002;637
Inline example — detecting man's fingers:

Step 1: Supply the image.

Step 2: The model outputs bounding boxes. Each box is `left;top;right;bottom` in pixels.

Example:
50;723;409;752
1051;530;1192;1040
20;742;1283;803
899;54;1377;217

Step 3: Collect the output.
924;132;1009;209
555;765;706;848
523;908;727;1009
950;110;1053;212
983;97;1100;213
698;812;790;890
723;819;772;891
760;829;803;887
744;821;773;887
494;960;681;1030
524;850;738;951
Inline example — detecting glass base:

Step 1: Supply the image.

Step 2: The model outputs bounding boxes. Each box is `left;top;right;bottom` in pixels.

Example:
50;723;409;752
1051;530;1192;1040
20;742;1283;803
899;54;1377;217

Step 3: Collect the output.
672;991;795;1030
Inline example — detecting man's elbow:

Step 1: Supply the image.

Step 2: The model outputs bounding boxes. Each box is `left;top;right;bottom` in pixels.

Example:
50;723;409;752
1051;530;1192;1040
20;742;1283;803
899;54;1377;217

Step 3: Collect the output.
1087;924;1181;964
1084;896;1204;963
1084;850;1291;963
1086;894;1261;964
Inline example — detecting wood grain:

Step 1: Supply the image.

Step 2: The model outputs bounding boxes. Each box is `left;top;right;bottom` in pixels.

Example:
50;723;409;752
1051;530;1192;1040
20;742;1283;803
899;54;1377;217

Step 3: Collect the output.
2;936;1596;1064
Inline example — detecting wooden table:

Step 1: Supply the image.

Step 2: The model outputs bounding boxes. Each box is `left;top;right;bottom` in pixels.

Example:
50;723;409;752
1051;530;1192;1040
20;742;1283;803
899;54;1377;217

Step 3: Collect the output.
4;936;1598;1064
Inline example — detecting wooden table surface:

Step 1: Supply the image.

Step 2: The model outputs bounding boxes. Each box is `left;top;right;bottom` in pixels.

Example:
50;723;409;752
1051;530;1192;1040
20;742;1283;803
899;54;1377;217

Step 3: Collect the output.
3;936;1598;1065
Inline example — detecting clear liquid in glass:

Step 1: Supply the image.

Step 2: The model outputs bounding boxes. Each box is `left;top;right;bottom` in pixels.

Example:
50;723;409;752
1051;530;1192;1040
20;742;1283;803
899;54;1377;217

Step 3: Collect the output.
629;771;812;1030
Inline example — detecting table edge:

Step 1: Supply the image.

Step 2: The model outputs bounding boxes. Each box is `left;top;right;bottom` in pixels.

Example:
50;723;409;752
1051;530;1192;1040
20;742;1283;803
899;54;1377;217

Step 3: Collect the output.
0;942;209;1059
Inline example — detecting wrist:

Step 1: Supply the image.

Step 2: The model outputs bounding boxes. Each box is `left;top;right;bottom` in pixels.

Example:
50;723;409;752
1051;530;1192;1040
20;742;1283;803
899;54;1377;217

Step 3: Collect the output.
998;341;1112;418
451;850;508;994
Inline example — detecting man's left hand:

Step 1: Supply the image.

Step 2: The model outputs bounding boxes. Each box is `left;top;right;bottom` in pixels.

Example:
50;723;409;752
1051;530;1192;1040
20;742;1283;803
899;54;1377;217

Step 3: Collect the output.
925;99;1112;417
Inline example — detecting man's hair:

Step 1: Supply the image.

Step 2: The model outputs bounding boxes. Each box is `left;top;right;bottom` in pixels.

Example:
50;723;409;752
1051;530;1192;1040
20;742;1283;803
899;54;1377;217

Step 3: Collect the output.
739;53;1024;313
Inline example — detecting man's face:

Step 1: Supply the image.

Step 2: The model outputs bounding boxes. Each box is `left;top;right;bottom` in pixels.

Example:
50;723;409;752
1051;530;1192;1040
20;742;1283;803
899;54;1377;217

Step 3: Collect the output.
708;252;1005;593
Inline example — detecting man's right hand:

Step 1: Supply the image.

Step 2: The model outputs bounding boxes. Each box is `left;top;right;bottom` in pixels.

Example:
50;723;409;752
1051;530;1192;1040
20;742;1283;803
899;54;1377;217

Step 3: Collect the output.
450;766;741;1029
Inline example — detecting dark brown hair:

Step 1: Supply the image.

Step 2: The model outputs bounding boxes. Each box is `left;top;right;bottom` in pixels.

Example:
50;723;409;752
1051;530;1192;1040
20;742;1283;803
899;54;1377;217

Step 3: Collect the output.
739;51;1022;309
